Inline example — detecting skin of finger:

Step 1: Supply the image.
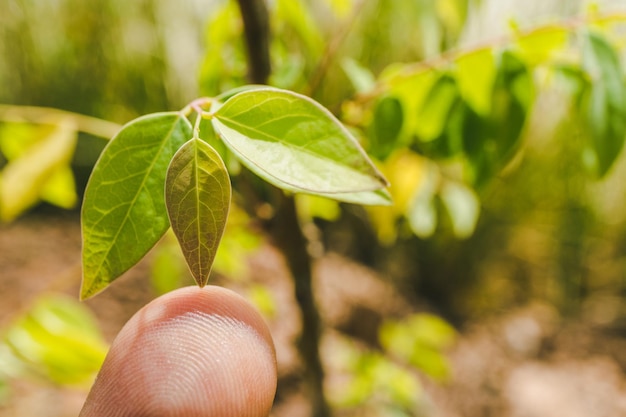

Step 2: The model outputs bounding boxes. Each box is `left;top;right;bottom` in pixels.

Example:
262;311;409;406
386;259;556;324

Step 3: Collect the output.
79;286;277;417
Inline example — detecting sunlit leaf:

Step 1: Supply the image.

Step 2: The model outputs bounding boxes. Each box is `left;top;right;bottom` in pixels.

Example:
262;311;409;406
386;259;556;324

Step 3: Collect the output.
0;122;44;159
0;120;77;222
367;150;427;244
515;25;569;66
39;165;77;209
165;138;231;287
455;47;496;115
212;87;388;195
81;112;192;299
581;30;626;177
296;193;342;222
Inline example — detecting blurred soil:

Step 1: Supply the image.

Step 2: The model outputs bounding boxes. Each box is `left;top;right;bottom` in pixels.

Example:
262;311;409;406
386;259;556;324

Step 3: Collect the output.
2;210;626;417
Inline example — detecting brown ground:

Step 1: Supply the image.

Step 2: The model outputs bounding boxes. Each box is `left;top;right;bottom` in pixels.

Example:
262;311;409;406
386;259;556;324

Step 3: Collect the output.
1;210;626;417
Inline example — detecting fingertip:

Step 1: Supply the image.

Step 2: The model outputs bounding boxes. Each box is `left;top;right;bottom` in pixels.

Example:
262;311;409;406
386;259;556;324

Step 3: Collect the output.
81;286;277;417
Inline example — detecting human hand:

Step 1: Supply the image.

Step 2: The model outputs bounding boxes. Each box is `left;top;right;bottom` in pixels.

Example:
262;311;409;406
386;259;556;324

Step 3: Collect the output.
79;286;277;417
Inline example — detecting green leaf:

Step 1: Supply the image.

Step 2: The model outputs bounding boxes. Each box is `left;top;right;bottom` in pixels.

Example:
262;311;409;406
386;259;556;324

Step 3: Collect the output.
515;25;569;66
81;112;192;299
414;75;459;142
455;47;496;115
0;120;77;222
383;66;438;142
212;87;388;195
370;95;404;160
165;138;231;287
581;31;626;177
492;51;532;163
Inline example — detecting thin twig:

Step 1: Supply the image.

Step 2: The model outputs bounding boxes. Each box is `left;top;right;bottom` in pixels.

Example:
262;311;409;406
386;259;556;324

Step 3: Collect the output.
0;104;121;138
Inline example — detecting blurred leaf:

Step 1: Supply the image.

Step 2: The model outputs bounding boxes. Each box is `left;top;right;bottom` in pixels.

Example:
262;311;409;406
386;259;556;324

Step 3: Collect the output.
341;57;377;94
213;87;388;195
384;66;439;140
580;30;626;177
81;113;192;299
407;167;439;238
296;193;342;222
213;203;261;279
415;74;459;142
461;50;531;187
440;181;480;239
40;166;77;209
554;64;589;99
367;150;427;244
515;25;569;66
0;294;108;386
370;95;404;160
380;313;456;381
0;122;44;159
436;0;469;41
0;120;77;222
455;47;496;115
461;104;493;187
326;335;423;414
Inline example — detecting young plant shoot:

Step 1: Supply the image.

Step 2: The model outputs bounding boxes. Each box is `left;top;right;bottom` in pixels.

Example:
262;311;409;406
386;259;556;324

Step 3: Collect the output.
80;87;390;299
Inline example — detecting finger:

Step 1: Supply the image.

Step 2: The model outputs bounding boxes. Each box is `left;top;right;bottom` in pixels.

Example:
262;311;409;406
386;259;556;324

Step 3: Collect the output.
80;285;277;417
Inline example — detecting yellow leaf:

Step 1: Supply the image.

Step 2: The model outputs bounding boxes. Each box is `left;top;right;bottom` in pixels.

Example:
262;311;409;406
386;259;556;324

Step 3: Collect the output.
455;47;496;115
40;166;77;209
515;25;569;66
0;119;77;222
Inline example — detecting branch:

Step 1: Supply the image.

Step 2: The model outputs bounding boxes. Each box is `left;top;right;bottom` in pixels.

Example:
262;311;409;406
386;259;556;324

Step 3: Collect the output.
235;0;271;84
0;104;120;138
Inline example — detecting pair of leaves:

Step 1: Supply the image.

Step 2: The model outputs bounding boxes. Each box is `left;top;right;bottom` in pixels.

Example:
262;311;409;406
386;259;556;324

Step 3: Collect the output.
81;88;389;299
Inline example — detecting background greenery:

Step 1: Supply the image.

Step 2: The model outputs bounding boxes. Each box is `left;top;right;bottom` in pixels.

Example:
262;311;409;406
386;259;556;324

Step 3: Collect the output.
2;0;626;416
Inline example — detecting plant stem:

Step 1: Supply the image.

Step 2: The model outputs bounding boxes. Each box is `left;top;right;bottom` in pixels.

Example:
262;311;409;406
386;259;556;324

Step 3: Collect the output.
0;104;120;138
234;1;330;415
235;0;271;85
271;192;331;417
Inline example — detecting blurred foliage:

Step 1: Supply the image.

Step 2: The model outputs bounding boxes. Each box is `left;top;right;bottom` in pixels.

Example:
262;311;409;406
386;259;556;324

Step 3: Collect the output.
0;294;108;387
327;314;455;416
